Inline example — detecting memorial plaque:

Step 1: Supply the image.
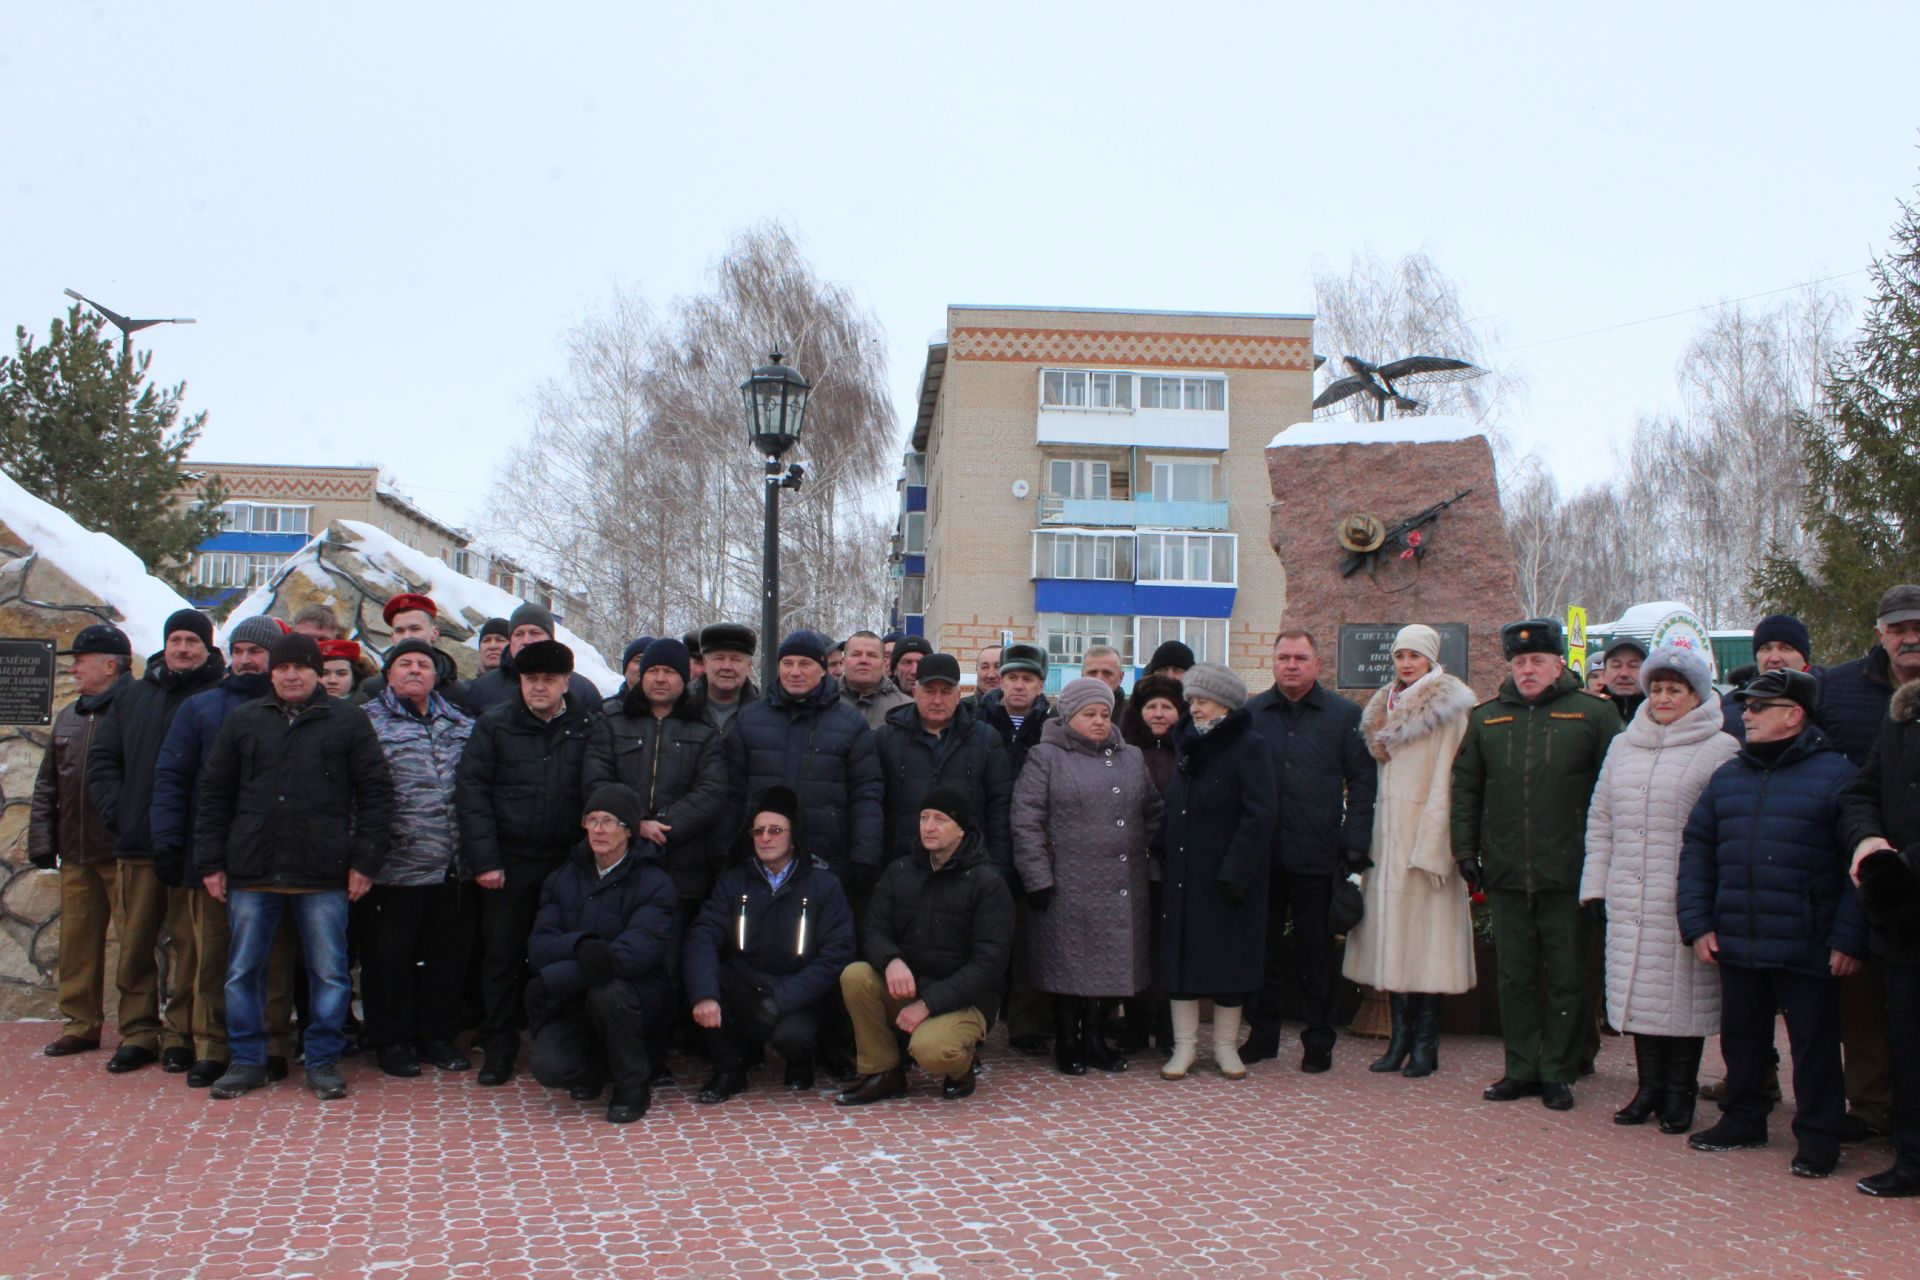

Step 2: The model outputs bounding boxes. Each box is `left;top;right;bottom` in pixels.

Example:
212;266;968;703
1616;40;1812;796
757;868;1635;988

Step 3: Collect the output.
1336;623;1469;689
0;639;55;726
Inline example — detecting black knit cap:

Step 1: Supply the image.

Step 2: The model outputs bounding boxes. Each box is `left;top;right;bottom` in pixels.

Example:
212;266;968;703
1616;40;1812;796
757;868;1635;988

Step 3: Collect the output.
508;602;556;638
268;633;325;674
890;635;933;671
383;638;439;674
163;608;214;647
583;783;643;832
514;638;574;675
919;784;975;833
1753;614;1813;663
479;617;511;641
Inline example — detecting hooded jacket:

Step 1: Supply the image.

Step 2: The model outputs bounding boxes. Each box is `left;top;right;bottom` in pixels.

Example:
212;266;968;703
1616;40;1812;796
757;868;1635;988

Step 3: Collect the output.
85;649;226;860
28;672;132;868
873;700;1014;871
526;838;676;1008
721;674;882;873
583;687;729;900
862;829;1014;1024
149;670;274;883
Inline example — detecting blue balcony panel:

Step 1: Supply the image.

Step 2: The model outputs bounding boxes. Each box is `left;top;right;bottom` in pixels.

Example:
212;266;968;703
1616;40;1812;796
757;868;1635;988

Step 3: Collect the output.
198;532;312;554
1033;579;1134;615
1133;584;1236;618
903;554;925;576
905;485;927;513
902;616;924;638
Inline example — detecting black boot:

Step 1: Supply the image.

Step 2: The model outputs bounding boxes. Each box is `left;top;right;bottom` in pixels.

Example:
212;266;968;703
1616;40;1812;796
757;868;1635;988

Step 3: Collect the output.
1370;993;1413;1073
1084;1000;1130;1073
1402;995;1440;1078
1659;1036;1704;1134
1052;997;1087;1076
1613;1035;1665;1125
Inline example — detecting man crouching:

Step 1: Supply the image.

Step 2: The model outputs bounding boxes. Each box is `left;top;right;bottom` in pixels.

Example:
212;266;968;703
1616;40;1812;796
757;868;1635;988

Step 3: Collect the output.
836;787;1013;1104
526;783;676;1124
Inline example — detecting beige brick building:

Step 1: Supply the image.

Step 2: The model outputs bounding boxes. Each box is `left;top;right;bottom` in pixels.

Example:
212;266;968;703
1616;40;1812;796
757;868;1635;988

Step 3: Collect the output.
893;305;1315;693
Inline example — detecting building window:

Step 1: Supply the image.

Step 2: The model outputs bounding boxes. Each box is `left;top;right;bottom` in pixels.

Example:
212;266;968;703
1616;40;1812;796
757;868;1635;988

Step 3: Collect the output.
1136;617;1228;665
1039;613;1134;666
1138;374;1226;412
1032;532;1135;581
903;511;927;555
215;502;311;534
1046;459;1111;500
1041;369;1132;411
1146;459;1217;503
192;552;288;590
899;575;926;614
1136;532;1235;584
902;452;927;485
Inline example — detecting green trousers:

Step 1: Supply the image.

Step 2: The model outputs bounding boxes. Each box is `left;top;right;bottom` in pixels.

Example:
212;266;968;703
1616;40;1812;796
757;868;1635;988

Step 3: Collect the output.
1489;888;1588;1084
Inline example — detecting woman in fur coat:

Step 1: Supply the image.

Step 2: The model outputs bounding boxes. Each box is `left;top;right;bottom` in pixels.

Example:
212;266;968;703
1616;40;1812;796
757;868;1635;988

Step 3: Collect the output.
1341;624;1478;1077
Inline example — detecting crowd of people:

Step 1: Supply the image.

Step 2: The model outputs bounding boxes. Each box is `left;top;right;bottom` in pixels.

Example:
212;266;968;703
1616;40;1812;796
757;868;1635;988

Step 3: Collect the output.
25;586;1920;1200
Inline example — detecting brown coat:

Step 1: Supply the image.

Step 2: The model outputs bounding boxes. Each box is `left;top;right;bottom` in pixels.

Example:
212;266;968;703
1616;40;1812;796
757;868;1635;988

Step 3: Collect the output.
1010;718;1163;996
29;676;130;867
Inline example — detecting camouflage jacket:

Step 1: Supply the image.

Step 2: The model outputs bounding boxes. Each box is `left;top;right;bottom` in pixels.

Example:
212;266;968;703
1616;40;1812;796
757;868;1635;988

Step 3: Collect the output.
365;686;475;886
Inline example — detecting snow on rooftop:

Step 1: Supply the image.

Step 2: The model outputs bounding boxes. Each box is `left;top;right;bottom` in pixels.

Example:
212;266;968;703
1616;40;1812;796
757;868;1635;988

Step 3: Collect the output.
0;467;194;656
1597;601;1699;634
1268;414;1488;449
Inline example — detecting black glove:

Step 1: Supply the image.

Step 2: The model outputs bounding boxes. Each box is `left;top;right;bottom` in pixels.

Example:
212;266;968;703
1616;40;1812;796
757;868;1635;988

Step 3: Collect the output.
1458;858;1483;894
1026;887;1053;913
1583;899;1607;928
1341;848;1375;875
29;850;57;871
838;861;880;897
1216;879;1246;908
152;846;186;888
575;937;618;987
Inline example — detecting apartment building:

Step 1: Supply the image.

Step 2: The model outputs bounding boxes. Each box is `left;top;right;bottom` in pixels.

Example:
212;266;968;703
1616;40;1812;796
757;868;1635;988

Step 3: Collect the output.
892;305;1315;691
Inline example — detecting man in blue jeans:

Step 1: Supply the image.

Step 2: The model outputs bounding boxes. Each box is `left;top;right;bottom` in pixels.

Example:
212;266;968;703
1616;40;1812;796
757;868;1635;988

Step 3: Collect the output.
194;633;394;1101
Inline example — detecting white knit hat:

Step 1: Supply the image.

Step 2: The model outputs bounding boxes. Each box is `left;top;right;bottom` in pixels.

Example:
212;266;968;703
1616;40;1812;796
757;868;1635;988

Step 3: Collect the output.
1391;624;1442;668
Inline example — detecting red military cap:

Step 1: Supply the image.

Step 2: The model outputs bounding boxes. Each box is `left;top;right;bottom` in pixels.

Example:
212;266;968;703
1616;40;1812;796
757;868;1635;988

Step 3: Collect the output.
382;593;437;626
318;639;363;663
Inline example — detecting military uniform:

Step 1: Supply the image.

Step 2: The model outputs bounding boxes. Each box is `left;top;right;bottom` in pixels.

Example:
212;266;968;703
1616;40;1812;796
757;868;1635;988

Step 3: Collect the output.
1453;656;1622;1088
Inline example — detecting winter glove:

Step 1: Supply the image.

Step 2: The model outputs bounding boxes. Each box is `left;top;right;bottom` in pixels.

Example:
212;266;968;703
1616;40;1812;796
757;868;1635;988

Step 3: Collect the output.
1216;879;1246;908
1582;899;1607;928
29;849;57;871
1457;858;1483;894
1340;848;1375;875
152;846;186;888
838;861;880;898
575;937;618;987
1026;887;1054;913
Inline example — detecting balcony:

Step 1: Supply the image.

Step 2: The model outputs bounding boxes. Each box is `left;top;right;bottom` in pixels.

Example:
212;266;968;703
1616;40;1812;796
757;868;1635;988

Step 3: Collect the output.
1037;495;1230;530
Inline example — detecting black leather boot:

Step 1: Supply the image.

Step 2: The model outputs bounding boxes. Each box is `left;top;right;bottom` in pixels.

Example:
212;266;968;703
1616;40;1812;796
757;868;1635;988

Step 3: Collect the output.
1614;1035;1666;1125
1370;993;1413;1073
1659;1036;1703;1134
1084;1000;1130;1073
1402;995;1440;1078
1053;997;1087;1075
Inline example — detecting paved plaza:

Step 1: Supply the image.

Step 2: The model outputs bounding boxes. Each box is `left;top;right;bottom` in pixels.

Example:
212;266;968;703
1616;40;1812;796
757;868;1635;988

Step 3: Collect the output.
2;1018;1910;1280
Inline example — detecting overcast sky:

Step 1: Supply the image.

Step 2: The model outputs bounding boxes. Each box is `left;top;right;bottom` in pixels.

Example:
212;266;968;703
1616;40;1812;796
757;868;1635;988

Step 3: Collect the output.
5;2;1915;533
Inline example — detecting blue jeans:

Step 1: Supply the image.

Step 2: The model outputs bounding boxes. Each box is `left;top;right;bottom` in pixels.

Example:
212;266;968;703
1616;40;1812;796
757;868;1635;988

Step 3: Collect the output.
227;890;350;1069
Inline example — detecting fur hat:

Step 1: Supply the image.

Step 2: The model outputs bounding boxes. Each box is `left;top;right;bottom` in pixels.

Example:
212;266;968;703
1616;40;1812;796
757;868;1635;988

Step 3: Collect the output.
1056;676;1114;722
699;622;756;657
733;785;805;863
1392;624;1443;668
1181;662;1247;712
999;642;1048;679
1639;644;1716;704
514;639;574;676
1500;618;1564;660
1144;640;1195;675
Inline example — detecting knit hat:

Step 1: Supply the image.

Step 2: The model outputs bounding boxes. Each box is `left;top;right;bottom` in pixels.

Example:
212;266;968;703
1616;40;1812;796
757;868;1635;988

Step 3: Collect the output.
583;783;643;832
1639;644;1715;704
268;633;324;674
514;638;574;676
479;617;511;641
1056;676;1114;721
382;638;438;673
508;602;556;639
890;635;933;671
639;637;691;686
1391;624;1443;668
1000;642;1048;679
382;593;437;626
776;629;829;667
621;636;656;670
919;784;975;833
1752;614;1812;664
164;608;214;647
318;639;363;664
1145;640;1195;675
1181;662;1248;712
699;622;756;656
228;616;285;653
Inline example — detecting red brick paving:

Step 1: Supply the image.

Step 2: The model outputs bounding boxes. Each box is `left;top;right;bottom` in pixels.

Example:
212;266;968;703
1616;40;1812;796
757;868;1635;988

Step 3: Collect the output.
3;1020;1910;1279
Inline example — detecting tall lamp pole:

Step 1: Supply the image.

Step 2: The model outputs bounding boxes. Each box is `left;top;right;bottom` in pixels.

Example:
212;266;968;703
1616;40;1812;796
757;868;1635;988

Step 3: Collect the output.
63;287;196;363
740;352;811;692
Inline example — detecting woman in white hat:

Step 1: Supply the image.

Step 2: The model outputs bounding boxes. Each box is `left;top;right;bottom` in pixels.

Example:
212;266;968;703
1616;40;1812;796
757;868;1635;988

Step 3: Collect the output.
1342;624;1478;1077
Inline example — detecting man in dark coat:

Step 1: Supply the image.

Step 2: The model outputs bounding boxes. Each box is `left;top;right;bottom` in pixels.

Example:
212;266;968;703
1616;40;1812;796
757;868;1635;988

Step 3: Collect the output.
29;624;134;1058
462;602;605;716
722;630;883;894
195;633;395;1101
455;637;598;1084
973;641;1053;1053
873;654;1014;874
525;783;677;1124
690;622;760;736
683;786;856;1102
85;608;226;1074
1241;630;1378;1072
1679;668;1865;1178
835;786;1014;1105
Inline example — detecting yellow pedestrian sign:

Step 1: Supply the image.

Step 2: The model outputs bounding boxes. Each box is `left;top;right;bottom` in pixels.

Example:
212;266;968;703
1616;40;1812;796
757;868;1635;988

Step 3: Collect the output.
1567;605;1588;674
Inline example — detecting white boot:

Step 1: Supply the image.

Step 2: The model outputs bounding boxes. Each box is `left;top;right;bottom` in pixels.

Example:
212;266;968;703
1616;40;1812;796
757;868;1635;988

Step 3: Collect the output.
1213;1004;1248;1080
1161;1000;1201;1079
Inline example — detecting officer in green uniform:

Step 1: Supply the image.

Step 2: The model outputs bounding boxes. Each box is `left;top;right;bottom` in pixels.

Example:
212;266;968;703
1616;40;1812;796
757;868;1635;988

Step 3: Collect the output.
1452;618;1623;1111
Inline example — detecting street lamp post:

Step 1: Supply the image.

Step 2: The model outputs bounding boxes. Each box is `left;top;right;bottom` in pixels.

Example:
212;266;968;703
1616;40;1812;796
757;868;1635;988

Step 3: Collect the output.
739;351;812;692
63;287;196;363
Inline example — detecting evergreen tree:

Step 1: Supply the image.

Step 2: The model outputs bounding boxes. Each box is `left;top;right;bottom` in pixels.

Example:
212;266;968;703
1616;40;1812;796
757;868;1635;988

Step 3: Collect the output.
1753;184;1920;659
0;304;224;589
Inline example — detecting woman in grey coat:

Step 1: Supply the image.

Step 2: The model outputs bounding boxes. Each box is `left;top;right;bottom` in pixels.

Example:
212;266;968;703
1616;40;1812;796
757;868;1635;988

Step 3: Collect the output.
1011;676;1163;1075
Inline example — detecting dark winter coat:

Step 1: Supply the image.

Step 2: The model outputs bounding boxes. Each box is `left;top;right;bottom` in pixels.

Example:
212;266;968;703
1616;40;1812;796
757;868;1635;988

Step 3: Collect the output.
193;690;395;890
28;674;131;868
526;840;676;1009
691;676;760;737
1676;726;1867;976
464;657;604;718
1011;718;1163;996
873;700;1015;871
976;688;1053;777
1840;678;1920;962
1155;711;1277;996
85;650;226;860
582;689;729;900
364;688;474;886
149;672;274;883
455;694;598;872
862;830;1014;1024
1450;671;1623;894
1244;681;1378;876
1816;645;1895;766
722;675;882;873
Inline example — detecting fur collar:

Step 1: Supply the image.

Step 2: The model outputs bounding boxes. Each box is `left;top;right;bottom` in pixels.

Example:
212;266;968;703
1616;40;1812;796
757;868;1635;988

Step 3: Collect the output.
1362;670;1476;763
1894;678;1920;725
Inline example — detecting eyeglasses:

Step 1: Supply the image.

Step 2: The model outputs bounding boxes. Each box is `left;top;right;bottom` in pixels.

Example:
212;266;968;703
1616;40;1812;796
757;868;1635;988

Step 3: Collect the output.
751;825;790;837
583;816;626;831
1740;701;1797;715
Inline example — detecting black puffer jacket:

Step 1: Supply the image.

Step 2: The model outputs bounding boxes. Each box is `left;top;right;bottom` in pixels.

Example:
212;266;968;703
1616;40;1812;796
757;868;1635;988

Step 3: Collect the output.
84;651;226;859
455;695;598;871
976;688;1053;777
1817;645;1895;766
873;701;1014;871
526;840;676;1008
1244;682;1378;875
582;688;729;900
1841;678;1920;962
862;830;1014;1024
722;675;882;872
193;690;395;889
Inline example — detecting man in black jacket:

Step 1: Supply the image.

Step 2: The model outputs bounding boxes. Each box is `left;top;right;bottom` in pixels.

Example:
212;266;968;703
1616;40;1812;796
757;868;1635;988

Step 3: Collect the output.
973;641;1053;1053
462;602;605;716
835;786;1014;1105
85;608;226;1074
1241;630;1378;1072
456;638;598;1084
873;653;1014;873
195;634;394;1101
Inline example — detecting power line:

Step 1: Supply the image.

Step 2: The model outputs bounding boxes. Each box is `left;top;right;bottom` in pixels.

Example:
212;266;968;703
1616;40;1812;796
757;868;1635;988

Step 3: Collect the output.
1492;267;1870;356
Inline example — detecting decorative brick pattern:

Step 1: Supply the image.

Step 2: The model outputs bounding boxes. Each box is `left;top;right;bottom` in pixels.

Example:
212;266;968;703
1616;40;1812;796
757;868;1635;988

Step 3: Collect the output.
950;327;1314;371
